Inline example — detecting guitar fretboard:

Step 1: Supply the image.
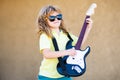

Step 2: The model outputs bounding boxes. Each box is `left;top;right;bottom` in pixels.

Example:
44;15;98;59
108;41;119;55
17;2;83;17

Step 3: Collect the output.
75;16;90;50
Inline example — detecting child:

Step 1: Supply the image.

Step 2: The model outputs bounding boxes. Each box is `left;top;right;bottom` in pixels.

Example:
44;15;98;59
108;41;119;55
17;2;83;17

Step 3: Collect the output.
36;5;93;80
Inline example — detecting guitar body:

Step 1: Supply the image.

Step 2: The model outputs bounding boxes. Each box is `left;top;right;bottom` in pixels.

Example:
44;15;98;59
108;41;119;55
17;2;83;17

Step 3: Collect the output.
57;40;90;77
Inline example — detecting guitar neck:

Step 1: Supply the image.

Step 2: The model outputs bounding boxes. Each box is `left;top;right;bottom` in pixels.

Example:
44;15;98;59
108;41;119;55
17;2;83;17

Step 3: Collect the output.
75;15;90;50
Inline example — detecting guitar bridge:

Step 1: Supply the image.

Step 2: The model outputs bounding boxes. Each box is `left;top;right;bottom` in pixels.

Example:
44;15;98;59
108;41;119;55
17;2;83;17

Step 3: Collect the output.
72;66;81;73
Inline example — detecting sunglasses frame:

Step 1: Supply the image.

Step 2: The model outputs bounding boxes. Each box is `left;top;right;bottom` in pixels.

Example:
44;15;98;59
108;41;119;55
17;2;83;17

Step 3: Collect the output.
48;14;62;22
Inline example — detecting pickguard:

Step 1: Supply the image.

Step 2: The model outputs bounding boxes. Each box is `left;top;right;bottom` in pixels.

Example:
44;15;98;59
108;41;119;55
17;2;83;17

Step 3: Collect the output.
66;47;90;69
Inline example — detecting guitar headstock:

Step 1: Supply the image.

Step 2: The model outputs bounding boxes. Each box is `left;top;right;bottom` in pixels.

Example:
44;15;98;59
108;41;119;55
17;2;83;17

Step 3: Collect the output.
86;3;97;16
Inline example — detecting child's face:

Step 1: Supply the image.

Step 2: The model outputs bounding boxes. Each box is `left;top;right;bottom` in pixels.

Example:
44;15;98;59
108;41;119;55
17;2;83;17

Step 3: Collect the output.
47;11;62;29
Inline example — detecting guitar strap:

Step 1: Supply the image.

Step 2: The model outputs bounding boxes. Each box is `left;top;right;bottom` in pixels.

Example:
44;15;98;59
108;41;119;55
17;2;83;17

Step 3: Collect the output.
52;33;73;77
67;33;73;41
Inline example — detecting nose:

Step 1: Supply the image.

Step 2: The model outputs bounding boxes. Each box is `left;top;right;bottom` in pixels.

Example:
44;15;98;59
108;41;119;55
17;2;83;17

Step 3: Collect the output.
54;18;59;21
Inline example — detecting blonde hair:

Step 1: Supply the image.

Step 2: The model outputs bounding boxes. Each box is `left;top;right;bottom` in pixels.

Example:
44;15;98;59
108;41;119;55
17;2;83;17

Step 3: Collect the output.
36;5;68;37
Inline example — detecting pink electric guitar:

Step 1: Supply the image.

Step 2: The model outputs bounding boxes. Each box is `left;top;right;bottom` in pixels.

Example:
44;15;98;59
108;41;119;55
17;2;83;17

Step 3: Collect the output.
56;3;97;77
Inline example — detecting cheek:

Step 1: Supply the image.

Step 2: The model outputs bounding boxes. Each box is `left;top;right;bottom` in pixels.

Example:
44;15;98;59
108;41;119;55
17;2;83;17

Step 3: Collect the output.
47;20;53;27
47;20;51;26
47;20;61;27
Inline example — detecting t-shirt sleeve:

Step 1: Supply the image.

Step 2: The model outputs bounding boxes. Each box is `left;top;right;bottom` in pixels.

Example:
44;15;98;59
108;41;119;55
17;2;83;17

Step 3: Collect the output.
39;34;51;53
70;33;78;46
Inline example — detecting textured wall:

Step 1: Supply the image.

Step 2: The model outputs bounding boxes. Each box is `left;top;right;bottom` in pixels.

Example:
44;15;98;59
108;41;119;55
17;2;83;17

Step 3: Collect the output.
0;0;120;80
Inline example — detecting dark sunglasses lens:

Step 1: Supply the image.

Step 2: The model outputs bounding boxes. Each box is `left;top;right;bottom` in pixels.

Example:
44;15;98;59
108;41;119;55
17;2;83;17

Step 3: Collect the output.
49;16;55;22
49;16;55;21
49;18;55;22
57;14;62;20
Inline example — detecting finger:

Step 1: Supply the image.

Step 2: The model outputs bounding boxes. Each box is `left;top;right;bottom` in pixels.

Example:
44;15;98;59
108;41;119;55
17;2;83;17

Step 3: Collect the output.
86;19;93;23
72;47;75;49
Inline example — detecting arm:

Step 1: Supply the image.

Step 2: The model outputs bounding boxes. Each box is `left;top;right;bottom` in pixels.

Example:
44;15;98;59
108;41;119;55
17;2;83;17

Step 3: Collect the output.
42;48;76;59
39;33;77;59
81;18;93;46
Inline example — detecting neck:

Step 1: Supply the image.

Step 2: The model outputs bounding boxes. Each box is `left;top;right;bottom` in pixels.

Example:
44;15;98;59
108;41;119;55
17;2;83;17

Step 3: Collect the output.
51;28;60;35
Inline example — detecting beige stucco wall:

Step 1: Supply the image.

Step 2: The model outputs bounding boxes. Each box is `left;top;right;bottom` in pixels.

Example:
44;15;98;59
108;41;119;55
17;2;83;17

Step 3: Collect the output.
0;0;120;80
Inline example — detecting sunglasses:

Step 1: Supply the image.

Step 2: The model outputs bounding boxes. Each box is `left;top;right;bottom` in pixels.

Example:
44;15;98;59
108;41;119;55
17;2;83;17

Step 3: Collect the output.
48;14;62;22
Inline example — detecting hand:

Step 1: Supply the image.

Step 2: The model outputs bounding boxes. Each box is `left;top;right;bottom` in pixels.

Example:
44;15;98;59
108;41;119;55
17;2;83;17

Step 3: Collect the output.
67;48;76;56
86;18;93;31
86;18;93;28
86;18;93;24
